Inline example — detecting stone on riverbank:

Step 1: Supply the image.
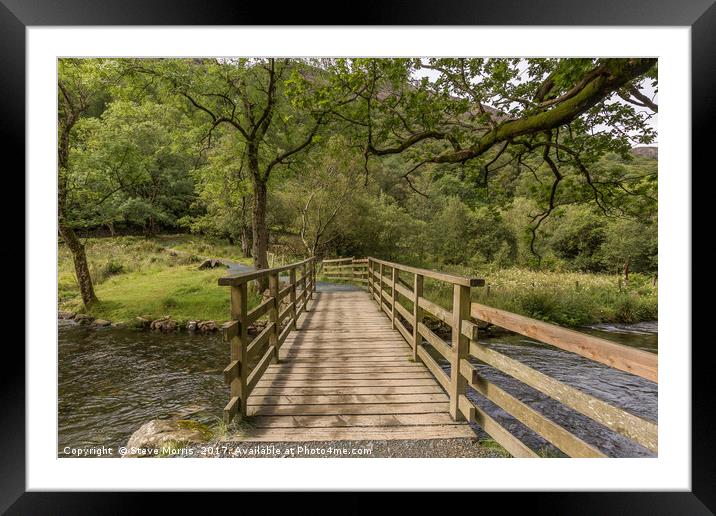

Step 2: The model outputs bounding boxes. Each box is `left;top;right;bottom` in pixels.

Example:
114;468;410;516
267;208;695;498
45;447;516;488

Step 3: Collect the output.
58;311;76;320
186;320;198;332
150;316;178;332
197;320;218;333
93;319;111;327
74;313;94;325
198;258;228;270
123;419;211;457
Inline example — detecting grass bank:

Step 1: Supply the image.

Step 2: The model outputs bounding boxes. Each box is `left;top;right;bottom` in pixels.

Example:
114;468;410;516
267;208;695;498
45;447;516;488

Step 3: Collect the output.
417;266;657;326
59;234;257;325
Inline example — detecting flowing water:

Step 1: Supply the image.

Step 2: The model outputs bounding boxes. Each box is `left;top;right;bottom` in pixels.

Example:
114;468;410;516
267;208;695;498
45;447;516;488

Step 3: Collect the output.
58;316;657;457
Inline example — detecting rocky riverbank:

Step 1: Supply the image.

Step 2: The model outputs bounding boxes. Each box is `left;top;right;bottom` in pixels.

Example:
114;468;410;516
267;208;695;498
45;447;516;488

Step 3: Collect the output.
58;310;224;334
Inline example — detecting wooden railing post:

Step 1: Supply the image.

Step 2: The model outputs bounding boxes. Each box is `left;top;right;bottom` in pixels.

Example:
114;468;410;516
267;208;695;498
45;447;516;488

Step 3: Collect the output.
368;259;373;294
449;283;471;421
308;258;314;300
289;267;297;330
379;262;384;311
312;258;317;297
268;271;279;363
301;262;309;310
412;273;423;362
227;283;249;422
390;266;397;329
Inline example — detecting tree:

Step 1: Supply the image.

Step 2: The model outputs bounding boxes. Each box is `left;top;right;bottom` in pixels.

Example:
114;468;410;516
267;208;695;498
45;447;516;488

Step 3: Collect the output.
58;59;112;307
143;58;357;286
71;100;196;236
329;58;658;261
188;133;253;257
276;136;363;256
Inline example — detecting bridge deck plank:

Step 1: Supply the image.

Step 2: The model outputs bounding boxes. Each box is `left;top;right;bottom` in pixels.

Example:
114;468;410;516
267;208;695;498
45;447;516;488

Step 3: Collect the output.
240;291;475;442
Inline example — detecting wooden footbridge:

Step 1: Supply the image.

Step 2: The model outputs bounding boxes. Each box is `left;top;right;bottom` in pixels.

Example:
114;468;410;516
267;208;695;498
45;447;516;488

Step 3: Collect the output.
218;257;658;457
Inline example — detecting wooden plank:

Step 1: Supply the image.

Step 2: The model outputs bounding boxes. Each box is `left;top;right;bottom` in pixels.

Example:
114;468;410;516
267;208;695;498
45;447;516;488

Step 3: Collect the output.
368;257;485;287
223;396;240;424
393;281;413;301
249;402;450;416
260;371;433;380
247;296;273;325
469;340;658;452
450;283;471;420
246;321;275;360
223;360;240;386
289;268;297;330
461;319;480;341
253;378;438;387
394;318;412;344
416;345;450;391
458;395;538;458
222;320;238;341
277;283;292;300
282;349;410;358
250;413;457;428
459;359;606;458
413;273;423;362
417;322;452;361
278;323;292;347
219;257;315;286
278;302;294;323
251;385;446;395
248;394;449;405
230;283;249;419
470;302;658;383
239;424;476;441
265;364;427;373
246;345;276;395
418;296;453;327
394;299;414;326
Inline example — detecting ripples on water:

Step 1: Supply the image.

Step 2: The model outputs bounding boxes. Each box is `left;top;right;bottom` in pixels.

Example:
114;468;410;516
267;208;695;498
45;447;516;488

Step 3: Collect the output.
58;320;657;457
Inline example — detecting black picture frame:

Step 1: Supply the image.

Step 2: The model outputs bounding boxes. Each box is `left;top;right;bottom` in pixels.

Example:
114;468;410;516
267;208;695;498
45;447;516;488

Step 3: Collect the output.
5;0;710;512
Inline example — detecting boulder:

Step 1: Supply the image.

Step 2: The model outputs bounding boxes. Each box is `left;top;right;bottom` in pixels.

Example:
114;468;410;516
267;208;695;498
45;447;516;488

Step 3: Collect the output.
74;314;94;325
198;259;228;270
186;320;199;332
197;320;218;333
135;316;151;329
58;311;76;320
123;419;211;457
93;319;111;327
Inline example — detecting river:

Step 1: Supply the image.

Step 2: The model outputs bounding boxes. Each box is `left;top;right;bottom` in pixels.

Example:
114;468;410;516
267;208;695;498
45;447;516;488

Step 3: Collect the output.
58;316;656;458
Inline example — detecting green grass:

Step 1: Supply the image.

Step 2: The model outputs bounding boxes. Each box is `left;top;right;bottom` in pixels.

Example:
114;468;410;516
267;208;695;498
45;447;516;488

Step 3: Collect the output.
385;266;656;327
59;234;259;324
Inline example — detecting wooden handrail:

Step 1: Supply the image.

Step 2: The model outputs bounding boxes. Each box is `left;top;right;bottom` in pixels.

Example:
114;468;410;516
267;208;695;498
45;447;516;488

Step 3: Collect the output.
470;302;658;383
368;257;484;287
362;255;658;457
218;257;316;286
219;256;317;423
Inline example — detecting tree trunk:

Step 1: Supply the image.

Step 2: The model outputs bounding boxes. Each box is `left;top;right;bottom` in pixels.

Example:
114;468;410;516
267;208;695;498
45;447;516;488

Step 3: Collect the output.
252;180;270;290
240;224;251;258
59;224;98;307
623;259;630;283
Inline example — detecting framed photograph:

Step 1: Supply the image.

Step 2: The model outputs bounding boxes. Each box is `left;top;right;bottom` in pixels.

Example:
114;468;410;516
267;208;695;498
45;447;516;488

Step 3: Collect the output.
8;0;711;512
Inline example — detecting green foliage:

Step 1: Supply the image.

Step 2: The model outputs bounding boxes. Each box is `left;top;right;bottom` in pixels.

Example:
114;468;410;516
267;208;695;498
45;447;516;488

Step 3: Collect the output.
57;58;658;324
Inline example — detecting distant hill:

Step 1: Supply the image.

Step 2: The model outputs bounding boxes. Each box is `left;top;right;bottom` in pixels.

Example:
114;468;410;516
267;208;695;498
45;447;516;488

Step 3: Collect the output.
630;146;658;159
